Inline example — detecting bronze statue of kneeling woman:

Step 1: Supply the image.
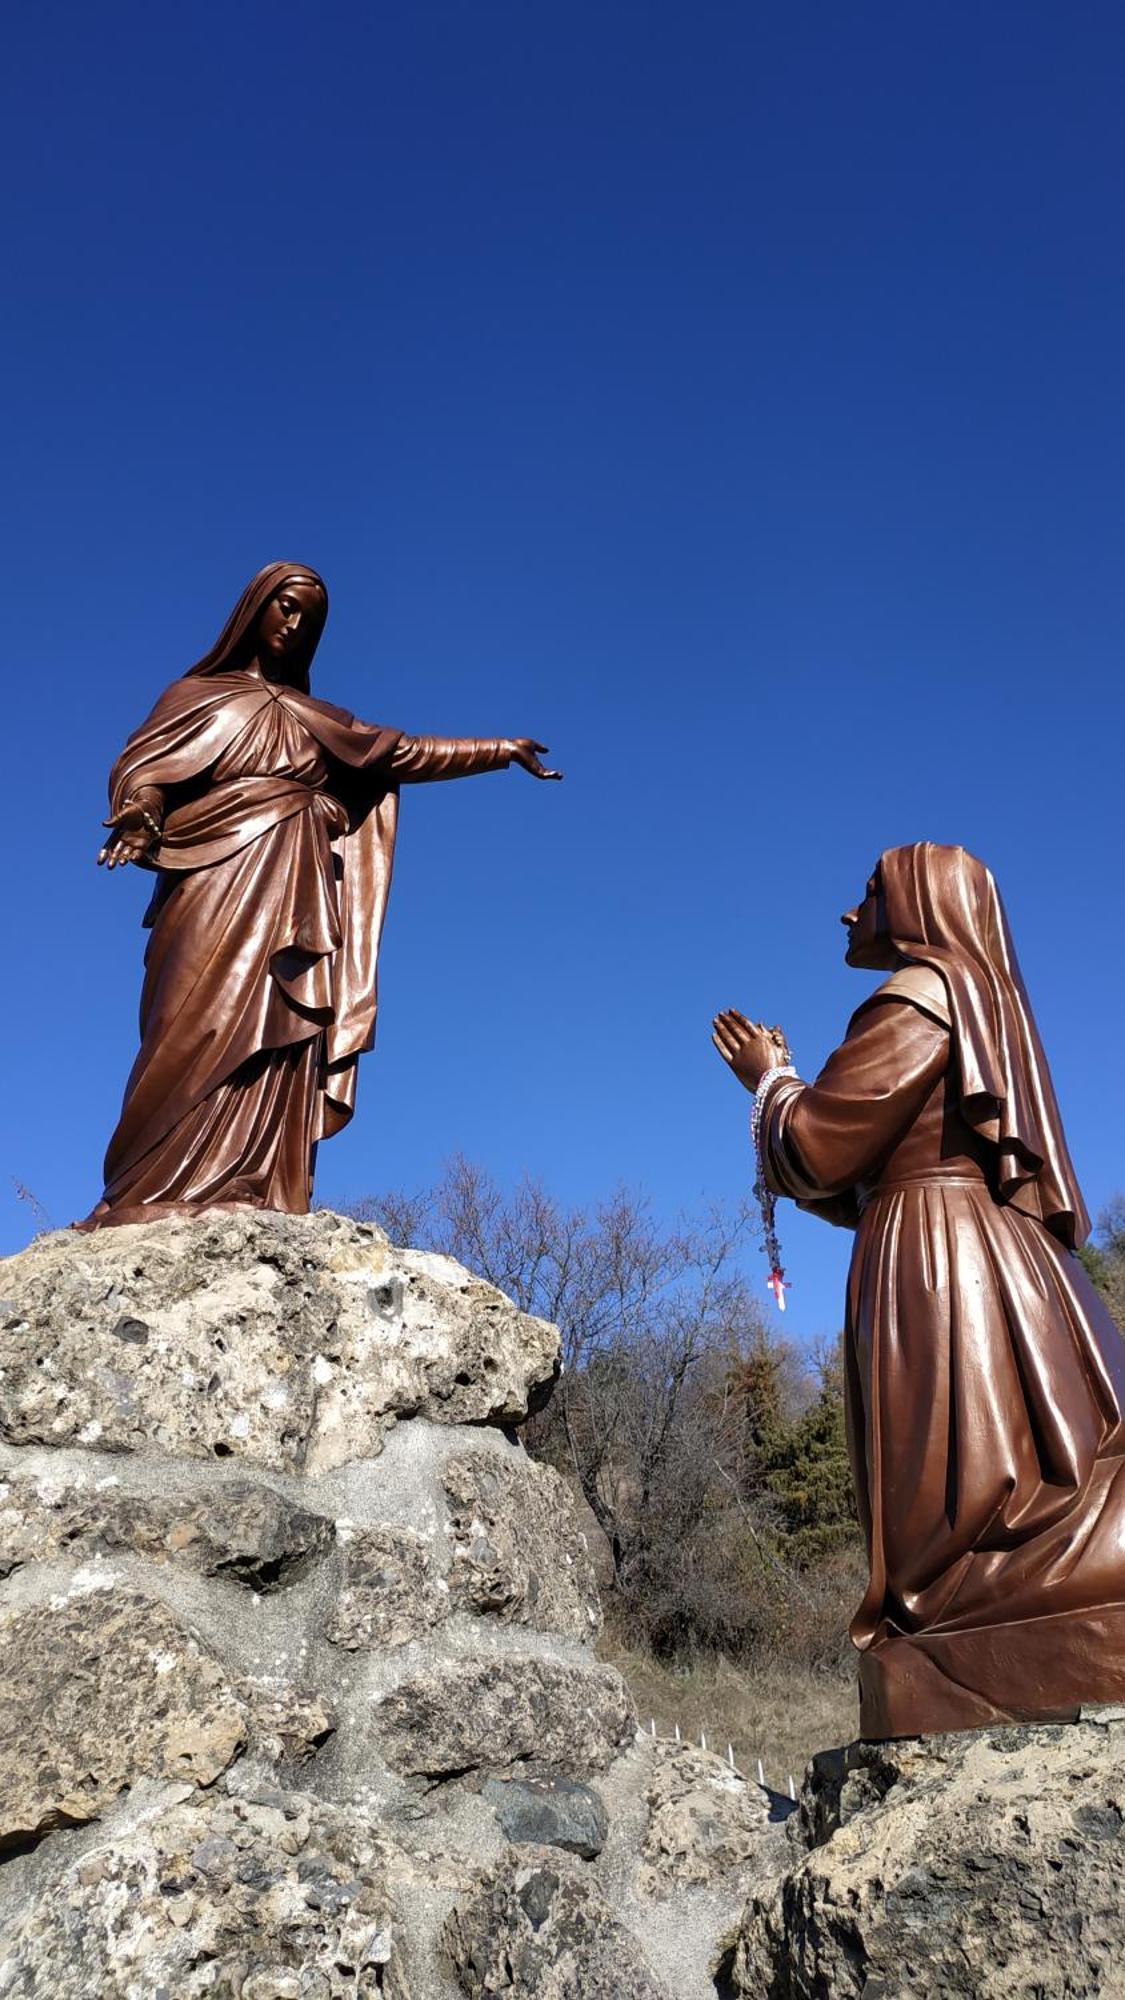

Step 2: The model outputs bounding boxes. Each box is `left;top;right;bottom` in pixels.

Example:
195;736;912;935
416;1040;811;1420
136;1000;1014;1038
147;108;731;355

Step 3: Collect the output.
81;562;559;1230
714;842;1125;1738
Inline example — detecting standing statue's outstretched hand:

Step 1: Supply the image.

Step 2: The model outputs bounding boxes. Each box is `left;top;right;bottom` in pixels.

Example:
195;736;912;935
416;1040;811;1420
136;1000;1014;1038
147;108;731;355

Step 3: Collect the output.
509;739;563;780
97;804;159;869
711;1009;790;1094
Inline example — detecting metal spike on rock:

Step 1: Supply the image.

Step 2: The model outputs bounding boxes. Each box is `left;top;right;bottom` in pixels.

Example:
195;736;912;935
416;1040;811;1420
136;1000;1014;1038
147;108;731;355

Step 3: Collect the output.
757;1758;765;1785
650;1718;656;1737
727;1743;735;1769
788;1774;796;1800
700;1729;707;1752
674;1721;681;1742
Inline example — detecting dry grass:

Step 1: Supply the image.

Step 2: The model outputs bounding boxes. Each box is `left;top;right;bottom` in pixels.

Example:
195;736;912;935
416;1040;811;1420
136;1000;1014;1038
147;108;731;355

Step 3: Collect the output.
598;1630;858;1793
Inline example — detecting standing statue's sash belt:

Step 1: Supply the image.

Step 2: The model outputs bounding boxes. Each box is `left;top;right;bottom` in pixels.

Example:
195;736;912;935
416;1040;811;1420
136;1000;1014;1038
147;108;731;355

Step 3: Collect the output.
154;777;346;870
857;1169;990;1214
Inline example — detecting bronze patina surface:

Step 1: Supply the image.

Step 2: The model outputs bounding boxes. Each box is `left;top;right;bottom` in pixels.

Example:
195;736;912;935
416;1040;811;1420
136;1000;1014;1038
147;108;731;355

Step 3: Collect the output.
83;563;559;1228
714;843;1125;1737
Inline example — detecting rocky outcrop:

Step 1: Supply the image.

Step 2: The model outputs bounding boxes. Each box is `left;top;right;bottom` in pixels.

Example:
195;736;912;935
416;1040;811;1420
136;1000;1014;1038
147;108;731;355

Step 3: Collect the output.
0;1209;558;1471
727;1713;1125;1999
0;1210;780;1997
325;1521;446;1650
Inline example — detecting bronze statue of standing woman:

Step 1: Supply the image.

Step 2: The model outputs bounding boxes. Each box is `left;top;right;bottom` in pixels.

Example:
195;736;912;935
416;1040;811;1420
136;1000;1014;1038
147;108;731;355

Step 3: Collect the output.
715;843;1125;1738
80;562;559;1230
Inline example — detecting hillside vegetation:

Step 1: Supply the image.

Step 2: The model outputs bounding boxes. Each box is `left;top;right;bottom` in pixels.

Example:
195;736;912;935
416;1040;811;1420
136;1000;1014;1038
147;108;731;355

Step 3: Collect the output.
345;1163;1125;1773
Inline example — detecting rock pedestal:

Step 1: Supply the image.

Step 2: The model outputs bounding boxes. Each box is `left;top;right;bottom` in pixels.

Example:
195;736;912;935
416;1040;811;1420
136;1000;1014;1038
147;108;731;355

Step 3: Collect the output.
727;1713;1125;1998
0;1210;780;1997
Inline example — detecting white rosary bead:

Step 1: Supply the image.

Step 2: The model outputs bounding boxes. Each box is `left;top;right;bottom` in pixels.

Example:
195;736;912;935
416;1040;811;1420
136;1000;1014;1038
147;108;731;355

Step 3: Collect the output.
750;1063;797;1309
750;1063;797;1154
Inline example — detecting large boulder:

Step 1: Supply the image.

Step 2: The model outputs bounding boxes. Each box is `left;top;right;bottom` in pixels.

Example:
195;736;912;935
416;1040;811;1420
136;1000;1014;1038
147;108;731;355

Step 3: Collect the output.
0;1466;331;1586
443;1449;602;1640
0;1781;413;1998
0;1210;559;1472
728;1712;1125;1998
0;1581;247;1852
376;1655;635;1778
637;1739;773;1898
446;1848;667;1999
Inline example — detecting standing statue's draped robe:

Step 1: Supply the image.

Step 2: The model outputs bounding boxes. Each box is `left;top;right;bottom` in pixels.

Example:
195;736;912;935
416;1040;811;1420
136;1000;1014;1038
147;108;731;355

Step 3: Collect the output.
81;668;506;1227
761;965;1125;1738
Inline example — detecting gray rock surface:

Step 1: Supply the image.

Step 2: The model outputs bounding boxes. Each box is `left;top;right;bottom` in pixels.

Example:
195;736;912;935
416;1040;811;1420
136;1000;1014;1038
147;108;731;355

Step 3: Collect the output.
0;1209;771;1999
483;1774;609;1858
637;1739;772;1898
0;1782;414;1998
325;1522;446;1649
446;1847;670;1999
444;1449;602;1639
236;1678;336;1765
0;1582;245;1852
731;1714;1125;1998
0;1466;331;1586
378;1655;635;1778
0;1210;558;1471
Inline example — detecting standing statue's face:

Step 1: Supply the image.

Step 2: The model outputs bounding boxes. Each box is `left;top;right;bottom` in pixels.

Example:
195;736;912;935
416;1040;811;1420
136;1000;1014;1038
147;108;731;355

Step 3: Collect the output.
255;579;326;682
841;874;897;969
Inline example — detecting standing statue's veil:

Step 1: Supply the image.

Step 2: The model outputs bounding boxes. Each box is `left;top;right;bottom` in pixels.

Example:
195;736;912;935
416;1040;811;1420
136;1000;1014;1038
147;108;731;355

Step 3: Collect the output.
186;562;328;690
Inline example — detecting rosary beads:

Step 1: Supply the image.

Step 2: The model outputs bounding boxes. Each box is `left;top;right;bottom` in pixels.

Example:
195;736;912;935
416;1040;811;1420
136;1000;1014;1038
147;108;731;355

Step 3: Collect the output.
750;1060;796;1310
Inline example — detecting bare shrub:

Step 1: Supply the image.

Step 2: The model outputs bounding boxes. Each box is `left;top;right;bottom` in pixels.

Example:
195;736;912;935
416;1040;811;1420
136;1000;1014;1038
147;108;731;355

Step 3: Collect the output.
343;1157;862;1672
1081;1196;1125;1333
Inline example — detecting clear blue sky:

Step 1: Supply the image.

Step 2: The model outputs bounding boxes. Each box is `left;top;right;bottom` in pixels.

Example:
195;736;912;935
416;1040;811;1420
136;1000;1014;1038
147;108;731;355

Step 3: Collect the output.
3;1;1123;1349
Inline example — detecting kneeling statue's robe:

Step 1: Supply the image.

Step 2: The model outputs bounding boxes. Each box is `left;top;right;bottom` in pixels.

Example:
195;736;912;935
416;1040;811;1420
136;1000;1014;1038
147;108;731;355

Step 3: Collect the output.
760;844;1125;1738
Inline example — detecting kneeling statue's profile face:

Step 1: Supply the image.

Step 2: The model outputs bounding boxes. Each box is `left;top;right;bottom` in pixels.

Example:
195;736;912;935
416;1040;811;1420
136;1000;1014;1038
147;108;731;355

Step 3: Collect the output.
841;874;897;970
